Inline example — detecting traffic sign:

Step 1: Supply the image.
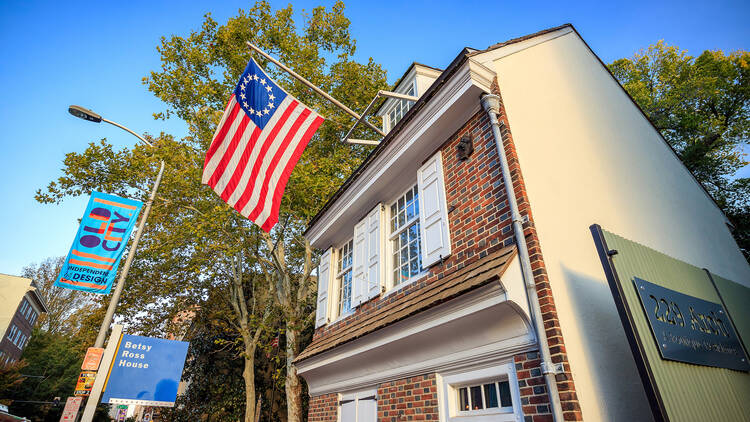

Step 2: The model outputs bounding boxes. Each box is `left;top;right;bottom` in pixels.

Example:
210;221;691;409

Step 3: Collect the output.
60;397;83;421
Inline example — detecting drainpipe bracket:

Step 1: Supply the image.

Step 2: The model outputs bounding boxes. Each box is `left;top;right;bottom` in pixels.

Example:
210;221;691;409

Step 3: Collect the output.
541;361;564;375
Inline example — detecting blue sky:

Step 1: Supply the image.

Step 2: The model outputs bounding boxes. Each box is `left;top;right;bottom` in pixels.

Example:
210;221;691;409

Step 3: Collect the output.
0;0;748;276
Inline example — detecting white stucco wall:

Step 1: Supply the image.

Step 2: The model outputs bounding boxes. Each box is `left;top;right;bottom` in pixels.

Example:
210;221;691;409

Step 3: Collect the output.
482;31;750;421
0;273;32;339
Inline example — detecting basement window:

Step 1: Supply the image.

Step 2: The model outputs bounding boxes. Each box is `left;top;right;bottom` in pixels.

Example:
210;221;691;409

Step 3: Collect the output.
438;363;522;422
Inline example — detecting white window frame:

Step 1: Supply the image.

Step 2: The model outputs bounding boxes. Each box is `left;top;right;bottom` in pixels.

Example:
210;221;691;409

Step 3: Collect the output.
338;388;377;422
384;80;417;132
437;362;523;422
385;184;427;294
333;239;354;321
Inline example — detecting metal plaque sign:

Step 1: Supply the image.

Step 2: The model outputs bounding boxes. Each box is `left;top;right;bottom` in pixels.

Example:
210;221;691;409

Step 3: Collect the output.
633;277;749;371
101;334;189;407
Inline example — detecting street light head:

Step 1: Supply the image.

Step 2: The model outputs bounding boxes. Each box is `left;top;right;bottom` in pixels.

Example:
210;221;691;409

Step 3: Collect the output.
68;105;102;123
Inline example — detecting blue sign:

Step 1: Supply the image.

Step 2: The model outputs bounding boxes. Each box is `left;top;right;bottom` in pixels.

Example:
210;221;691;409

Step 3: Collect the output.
55;191;143;294
102;334;189;407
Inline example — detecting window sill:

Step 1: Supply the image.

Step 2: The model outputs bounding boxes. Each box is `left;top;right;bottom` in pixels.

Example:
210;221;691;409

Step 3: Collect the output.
329;310;354;326
381;270;429;299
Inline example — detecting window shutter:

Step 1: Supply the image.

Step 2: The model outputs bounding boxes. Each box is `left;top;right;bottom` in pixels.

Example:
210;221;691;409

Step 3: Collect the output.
357;397;377;422
340;399;356;421
417;151;451;267
315;248;333;328
352;218;368;307
366;204;384;300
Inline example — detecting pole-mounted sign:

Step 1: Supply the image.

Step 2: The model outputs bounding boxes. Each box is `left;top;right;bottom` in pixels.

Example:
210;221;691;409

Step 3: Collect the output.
55;191;142;294
101;334;189;407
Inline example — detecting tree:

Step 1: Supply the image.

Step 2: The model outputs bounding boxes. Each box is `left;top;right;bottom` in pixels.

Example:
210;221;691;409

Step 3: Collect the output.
609;42;750;259
37;1;387;421
21;257;95;335
2;328;108;422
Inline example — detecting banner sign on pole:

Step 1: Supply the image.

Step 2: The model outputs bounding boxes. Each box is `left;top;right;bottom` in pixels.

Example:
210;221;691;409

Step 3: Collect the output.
60;397;83;422
82;347;105;371
55;191;143;294
102;334;189;407
74;370;97;396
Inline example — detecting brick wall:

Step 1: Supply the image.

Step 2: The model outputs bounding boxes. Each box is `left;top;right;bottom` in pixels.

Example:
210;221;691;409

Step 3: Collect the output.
312;109;513;343
378;374;439;422
306;79;582;421
308;393;338;422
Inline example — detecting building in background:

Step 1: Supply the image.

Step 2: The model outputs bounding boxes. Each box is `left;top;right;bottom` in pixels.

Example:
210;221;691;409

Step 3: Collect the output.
297;24;750;422
0;274;48;365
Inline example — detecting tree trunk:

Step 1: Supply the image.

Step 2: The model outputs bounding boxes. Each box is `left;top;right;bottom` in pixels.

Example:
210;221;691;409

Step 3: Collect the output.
285;325;303;422
243;340;257;422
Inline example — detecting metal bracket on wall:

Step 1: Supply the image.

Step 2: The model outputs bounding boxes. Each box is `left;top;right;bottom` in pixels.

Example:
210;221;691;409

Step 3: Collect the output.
541;361;565;375
341;90;418;146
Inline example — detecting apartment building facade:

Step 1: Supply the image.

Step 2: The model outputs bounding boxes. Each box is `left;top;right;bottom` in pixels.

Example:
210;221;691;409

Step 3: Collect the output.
296;25;750;422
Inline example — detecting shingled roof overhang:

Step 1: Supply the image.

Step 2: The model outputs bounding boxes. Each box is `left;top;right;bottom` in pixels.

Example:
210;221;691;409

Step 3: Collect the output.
304;47;474;237
304;24;577;239
295;245;517;363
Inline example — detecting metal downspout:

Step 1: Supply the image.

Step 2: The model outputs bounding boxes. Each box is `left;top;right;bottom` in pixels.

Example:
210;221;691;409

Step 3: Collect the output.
481;94;565;422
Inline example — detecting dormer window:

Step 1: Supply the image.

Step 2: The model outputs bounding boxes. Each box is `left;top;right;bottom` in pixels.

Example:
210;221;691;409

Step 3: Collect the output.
385;83;416;132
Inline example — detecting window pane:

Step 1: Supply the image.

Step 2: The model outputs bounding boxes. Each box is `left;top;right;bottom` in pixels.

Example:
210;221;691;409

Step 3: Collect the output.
458;387;469;411
410;257;419;276
408;224;419;242
484;383;499;408
400;264;410;282
341;272;352;314
470;385;483;410
499;381;512;407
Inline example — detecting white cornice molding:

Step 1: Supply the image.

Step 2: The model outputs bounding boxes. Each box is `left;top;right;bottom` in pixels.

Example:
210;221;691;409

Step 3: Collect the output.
307;59;496;248
297;283;536;396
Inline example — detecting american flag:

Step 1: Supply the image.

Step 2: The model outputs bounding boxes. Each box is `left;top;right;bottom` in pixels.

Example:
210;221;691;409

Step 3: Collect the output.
202;58;324;231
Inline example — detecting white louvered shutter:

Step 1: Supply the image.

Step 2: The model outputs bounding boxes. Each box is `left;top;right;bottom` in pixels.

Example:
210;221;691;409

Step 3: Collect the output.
417;151;451;267
352;218;368;307
315;248;333;328
366;204;384;300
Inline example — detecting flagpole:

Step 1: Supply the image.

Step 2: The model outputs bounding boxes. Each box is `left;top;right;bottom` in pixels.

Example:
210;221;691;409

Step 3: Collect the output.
246;42;386;137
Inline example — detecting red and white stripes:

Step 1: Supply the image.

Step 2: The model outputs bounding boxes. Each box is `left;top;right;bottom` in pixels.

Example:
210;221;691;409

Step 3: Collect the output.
202;94;324;231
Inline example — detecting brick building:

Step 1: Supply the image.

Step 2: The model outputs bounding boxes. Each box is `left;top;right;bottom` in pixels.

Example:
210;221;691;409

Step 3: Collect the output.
296;25;750;421
0;274;47;365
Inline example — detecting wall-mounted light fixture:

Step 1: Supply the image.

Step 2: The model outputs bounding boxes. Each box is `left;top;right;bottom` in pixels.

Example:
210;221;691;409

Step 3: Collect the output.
457;135;474;161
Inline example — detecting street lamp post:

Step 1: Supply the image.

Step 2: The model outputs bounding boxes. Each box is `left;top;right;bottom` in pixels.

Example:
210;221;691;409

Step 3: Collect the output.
69;106;165;421
67;105;165;348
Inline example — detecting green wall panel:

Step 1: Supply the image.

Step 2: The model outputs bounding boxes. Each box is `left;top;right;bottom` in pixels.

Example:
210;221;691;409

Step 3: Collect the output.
592;226;750;422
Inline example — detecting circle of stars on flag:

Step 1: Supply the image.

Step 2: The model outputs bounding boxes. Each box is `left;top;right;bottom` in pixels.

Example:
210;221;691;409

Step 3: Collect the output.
238;73;276;117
